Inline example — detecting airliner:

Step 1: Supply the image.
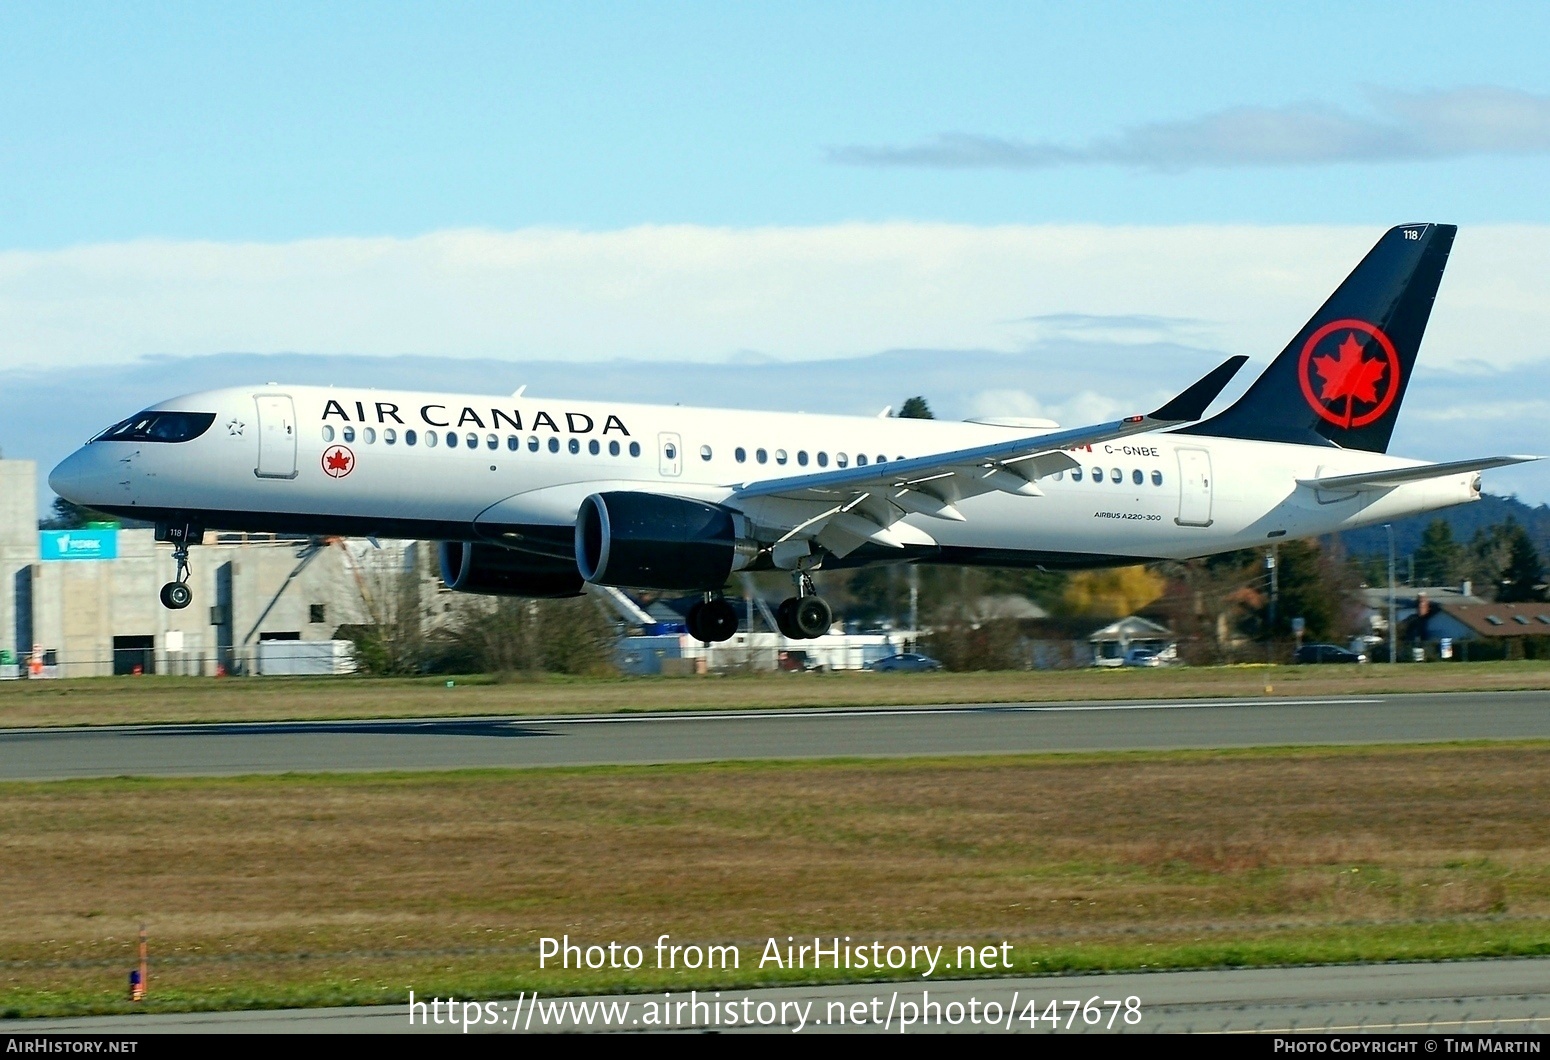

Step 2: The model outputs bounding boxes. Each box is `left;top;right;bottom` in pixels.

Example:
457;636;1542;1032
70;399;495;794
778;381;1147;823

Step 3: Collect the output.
49;223;1536;641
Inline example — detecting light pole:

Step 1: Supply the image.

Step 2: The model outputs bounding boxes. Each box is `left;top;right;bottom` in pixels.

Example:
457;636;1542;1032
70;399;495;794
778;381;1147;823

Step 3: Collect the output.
1395;520;1407;663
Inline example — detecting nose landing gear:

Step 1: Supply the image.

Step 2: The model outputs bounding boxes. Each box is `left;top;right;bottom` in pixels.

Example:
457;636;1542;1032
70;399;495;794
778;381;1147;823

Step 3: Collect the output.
776;571;832;640
156;522;200;610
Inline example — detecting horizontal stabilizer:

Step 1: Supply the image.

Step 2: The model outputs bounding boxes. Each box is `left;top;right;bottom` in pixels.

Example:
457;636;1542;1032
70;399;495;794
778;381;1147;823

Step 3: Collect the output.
1297;455;1540;492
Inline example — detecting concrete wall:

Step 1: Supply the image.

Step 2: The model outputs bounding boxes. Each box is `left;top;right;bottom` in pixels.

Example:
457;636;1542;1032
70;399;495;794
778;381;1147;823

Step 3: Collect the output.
0;461;39;662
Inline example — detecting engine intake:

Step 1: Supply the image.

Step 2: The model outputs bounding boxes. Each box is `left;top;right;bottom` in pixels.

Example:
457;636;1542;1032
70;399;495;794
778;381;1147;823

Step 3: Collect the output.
439;541;585;598
576;492;756;591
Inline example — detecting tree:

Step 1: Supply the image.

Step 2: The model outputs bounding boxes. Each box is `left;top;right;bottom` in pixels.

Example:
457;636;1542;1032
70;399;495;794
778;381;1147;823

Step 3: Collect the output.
1498;522;1547;602
1267;538;1363;641
897;396;934;420
1412;519;1463;586
38;497;112;530
1057;566;1165;619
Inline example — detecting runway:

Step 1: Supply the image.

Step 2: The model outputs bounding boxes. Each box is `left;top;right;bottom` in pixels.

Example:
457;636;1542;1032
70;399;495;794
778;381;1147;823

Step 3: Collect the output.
18;958;1550;1033
1;690;1547;780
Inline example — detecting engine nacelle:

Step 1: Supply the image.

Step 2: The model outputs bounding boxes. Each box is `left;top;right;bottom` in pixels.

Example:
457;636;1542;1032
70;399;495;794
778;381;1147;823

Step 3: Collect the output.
438;541;585;598
575;491;757;591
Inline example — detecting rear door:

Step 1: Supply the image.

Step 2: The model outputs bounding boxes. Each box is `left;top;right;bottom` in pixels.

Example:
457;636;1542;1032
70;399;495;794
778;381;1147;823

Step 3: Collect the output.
1175;448;1213;526
254;394;298;479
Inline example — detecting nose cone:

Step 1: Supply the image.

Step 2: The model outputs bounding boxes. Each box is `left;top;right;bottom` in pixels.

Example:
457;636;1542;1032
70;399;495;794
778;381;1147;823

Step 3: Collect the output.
49;447;113;506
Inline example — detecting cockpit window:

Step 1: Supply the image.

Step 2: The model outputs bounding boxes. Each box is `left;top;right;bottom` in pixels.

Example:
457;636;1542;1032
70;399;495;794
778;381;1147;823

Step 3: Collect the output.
94;411;216;443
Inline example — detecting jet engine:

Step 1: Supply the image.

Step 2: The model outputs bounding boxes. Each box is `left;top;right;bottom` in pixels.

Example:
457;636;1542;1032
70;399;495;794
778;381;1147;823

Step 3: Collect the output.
438;541;585;598
575;491;757;591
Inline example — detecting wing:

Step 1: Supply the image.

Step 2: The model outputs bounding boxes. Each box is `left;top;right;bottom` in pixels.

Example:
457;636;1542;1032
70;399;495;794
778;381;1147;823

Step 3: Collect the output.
727;356;1248;558
1296;455;1540;492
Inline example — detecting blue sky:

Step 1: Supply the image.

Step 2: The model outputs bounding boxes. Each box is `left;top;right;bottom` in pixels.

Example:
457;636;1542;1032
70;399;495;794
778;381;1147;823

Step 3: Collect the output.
4;2;1550;244
2;3;1549;506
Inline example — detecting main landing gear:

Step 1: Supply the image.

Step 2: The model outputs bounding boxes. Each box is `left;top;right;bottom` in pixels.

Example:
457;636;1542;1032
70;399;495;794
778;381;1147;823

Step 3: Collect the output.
686;593;739;644
775;571;832;640
157;523;197;610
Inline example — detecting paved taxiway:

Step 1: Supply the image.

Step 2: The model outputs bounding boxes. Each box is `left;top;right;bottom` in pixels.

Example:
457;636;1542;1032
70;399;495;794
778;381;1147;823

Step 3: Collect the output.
1;690;1546;781
19;958;1550;1033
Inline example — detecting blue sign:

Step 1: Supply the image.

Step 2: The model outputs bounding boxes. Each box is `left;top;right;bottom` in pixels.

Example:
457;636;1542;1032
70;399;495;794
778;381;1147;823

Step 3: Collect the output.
40;529;118;561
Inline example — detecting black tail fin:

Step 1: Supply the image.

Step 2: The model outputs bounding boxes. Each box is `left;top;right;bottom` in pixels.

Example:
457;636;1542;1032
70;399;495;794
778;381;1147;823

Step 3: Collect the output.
1181;222;1456;454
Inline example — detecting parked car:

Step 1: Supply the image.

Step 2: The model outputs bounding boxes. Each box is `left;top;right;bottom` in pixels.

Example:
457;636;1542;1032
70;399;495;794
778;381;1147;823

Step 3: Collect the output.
867;653;943;672
1123;647;1163;667
1294;643;1367;664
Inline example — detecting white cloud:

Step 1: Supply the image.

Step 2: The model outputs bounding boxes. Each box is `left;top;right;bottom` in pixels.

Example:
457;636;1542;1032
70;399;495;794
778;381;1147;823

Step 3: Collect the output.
1;222;1548;375
829;87;1550;170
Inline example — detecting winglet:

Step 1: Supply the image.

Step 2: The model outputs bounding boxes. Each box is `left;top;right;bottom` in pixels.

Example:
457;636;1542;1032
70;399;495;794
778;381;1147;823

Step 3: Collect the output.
1148;356;1249;422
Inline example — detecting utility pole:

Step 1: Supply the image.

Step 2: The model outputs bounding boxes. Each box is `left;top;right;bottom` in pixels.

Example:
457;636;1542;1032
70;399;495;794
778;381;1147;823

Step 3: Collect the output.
1265;548;1278;662
908;565;920;651
1395;520;1407;663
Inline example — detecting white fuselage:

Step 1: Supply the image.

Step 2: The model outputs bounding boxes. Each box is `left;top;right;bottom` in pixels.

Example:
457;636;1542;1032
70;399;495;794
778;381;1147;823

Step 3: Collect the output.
50;384;1479;568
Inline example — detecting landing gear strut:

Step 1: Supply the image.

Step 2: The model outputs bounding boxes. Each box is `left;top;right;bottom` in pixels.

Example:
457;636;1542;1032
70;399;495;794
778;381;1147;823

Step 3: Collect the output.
776;571;832;640
686;592;738;643
157;523;197;610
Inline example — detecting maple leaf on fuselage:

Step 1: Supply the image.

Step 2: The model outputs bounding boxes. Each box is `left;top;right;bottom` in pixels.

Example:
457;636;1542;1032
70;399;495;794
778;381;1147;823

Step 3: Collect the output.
326;449;351;471
1313;332;1386;407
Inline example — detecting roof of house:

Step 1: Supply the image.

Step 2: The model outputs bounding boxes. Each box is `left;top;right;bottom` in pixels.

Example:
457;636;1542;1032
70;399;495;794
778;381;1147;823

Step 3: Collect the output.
1433;600;1550;637
1360;585;1486;610
1088;615;1173;642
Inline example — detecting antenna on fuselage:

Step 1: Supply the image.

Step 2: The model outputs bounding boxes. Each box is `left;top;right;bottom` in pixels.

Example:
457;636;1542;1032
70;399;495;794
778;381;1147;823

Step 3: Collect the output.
512;385;527;398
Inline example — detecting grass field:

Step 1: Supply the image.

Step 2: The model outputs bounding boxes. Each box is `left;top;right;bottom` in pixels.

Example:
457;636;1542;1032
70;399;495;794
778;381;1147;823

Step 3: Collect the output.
3;743;1548;1017
2;660;1550;729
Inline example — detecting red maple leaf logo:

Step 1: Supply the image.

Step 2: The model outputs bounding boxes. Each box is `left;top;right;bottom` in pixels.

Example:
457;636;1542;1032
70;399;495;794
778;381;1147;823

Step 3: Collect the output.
1297;319;1402;431
326;449;351;472
1312;332;1387;408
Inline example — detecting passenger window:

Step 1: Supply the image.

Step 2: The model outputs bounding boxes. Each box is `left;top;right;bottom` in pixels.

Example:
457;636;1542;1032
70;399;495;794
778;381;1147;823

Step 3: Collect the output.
1053;470;1063;481
425;431;438;448
609;440;620;456
1091;467;1102;482
856;454;868;466
1132;469;1143;485
487;434;498;450
735;447;746;463
699;444;713;461
342;426;356;443
466;433;478;449
361;427;375;444
756;448;768;464
797;451;809;466
1072;467;1083;482
405;429;417;446
1111;467;1121;482
776;449;788;465
877;455;887;464
664;442;677;460
836;453;848;468
528;436;539;452
322;425;335;442
816;452;828;467
446;432;457;448
629;441;641;457
1152;470;1163;486
507;436;518;451
384;428;397;445
588;439;600;455
568;438;580;454
548;437;560;453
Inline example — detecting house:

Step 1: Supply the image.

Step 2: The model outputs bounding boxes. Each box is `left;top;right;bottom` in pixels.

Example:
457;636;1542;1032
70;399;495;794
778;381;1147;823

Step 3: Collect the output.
1088;615;1177;667
1419;600;1550;658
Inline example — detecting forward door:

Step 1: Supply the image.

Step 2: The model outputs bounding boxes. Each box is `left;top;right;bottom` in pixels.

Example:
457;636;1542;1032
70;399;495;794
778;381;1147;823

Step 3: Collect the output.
254;394;298;479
